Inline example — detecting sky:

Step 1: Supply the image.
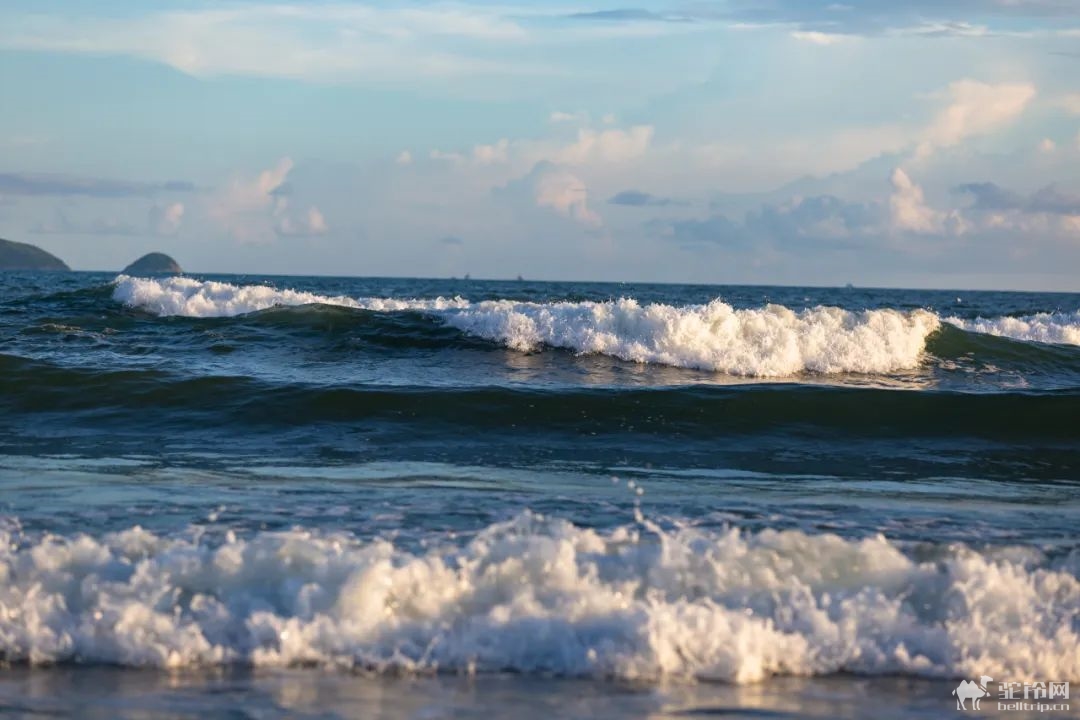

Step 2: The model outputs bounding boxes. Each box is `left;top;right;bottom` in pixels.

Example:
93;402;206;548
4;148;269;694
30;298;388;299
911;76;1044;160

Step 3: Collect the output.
0;1;1079;289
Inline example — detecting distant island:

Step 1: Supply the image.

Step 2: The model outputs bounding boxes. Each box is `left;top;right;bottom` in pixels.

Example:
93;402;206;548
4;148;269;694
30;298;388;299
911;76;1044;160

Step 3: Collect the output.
0;237;71;271
122;252;182;275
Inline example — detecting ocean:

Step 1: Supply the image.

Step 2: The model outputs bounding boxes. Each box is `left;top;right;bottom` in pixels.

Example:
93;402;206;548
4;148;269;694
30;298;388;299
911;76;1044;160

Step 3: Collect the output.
1;272;1078;719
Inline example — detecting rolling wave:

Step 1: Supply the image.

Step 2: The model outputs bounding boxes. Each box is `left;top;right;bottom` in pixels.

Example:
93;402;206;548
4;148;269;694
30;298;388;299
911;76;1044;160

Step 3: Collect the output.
111;275;1080;380
945;311;1080;346
0;513;1076;681
112;276;941;377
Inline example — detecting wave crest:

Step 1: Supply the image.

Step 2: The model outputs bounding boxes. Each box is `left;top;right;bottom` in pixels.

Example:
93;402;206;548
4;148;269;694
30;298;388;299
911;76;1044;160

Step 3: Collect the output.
112;276;940;377
444;298;940;376
945;311;1080;346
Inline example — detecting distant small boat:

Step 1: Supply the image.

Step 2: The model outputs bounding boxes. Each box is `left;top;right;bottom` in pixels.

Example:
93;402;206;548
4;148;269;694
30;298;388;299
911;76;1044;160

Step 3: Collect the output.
845;283;855;289
516;274;524;281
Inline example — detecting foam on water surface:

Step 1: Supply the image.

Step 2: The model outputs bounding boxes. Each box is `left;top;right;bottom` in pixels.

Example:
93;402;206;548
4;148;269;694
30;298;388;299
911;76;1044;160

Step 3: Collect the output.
945;311;1080;346
113;276;947;376
0;513;1077;682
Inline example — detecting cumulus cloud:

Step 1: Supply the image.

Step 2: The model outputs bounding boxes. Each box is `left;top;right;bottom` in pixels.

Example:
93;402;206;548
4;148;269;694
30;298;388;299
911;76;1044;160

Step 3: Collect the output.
552;125;654;164
658;168;1042;251
534;167;601;227
954;182;1080;232
498;162;602;228
396;151;413;165
889;168;944;233
917;80;1036;155
148;202;185;235
662;193;882;248
275;206;328;238
31;201;187;238
756;194;881;241
210;158;328;241
429;139;509;166
472;139;510;165
429;123;655;174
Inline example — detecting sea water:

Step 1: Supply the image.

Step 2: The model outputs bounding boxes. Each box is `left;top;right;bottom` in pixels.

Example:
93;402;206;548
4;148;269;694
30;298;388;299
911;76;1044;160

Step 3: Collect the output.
1;273;1078;718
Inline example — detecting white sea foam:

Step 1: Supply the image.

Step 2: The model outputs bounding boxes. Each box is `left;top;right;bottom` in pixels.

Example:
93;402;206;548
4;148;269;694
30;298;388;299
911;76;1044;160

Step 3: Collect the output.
112;275;470;317
440;298;939;376
944;311;1080;346
112;276;941;376
0;514;1077;682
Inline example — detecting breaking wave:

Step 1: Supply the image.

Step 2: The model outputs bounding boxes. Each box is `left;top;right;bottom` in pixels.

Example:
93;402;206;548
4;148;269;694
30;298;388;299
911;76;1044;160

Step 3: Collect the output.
112;276;942;377
945;311;1080;346
0;513;1076;682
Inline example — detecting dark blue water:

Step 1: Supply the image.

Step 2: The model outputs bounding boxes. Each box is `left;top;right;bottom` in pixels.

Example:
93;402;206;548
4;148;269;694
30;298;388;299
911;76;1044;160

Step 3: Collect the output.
1;272;1078;719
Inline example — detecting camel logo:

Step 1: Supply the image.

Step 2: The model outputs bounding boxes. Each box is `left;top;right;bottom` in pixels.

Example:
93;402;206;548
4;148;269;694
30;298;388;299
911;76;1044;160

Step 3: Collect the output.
953;676;993;710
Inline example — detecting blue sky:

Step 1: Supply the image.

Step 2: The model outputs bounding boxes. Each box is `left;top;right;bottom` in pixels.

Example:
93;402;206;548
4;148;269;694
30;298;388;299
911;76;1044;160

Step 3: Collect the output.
1;1;1079;289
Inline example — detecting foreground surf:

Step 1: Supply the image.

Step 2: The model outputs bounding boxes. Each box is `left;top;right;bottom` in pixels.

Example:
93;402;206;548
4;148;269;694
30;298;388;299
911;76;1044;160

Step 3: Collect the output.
0;512;1076;681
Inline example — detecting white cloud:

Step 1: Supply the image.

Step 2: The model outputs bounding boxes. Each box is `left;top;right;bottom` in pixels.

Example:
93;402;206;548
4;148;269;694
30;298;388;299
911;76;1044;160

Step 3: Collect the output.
276;206;328;237
428;139;509;166
1038;138;1056;153
534;166;602;227
977;209;1080;236
790;31;848;45
210;157;293;241
149;202;185;235
954;182;1080;237
686;79;1040;190
396;150;413;165
918;80;1036;155
423;125;654;177
210;157;327;241
472;139;509;165
889;168;962;234
550;111;585;123
552;125;654;164
891;21;991;38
